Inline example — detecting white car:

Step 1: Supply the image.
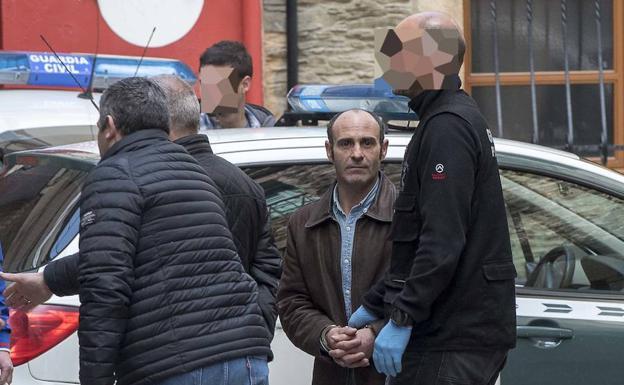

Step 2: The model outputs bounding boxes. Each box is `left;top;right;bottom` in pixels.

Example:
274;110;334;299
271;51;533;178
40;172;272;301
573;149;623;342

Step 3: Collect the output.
3;127;624;385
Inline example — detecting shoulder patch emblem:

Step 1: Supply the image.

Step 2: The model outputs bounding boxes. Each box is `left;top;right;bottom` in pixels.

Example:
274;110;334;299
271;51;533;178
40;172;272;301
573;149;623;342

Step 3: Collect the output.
432;163;447;180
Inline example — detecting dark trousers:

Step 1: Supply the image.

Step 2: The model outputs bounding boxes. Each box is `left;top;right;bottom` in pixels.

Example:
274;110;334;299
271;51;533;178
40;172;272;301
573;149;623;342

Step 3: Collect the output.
387;349;508;385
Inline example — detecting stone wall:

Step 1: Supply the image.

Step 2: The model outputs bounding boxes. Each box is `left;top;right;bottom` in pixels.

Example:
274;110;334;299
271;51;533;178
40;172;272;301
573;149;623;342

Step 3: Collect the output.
263;0;289;117
411;0;463;26
262;0;462;117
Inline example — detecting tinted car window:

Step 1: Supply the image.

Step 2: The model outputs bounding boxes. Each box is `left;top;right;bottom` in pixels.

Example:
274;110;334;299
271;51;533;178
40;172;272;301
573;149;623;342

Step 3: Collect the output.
247;162;624;295
501;169;624;293
0;159;86;272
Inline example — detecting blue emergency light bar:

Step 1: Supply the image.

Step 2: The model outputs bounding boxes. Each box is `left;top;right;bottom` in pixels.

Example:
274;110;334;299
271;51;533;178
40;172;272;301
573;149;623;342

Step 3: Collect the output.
0;51;196;90
287;82;410;114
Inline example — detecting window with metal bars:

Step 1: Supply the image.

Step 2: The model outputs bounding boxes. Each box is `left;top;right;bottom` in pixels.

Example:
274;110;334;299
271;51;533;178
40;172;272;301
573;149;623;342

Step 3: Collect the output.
466;0;620;166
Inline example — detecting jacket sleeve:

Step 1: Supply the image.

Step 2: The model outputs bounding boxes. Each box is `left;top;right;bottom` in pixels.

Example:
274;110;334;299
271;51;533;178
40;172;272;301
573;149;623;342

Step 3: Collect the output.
277;217;334;357
77;162;142;385
250;200;282;341
361;276;386;318
393;114;479;325
44;253;79;297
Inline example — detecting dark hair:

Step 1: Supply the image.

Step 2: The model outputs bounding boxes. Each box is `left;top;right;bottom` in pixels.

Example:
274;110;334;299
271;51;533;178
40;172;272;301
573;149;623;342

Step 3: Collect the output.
326;109;386;144
98;77;170;135
199;40;253;78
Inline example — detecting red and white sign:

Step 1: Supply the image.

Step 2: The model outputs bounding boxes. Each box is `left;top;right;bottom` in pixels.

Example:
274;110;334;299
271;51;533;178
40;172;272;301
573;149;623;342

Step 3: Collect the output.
0;0;265;104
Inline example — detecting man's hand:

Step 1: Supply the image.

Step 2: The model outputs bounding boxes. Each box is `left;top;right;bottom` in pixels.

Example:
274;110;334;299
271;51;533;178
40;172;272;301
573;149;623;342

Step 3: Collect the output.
348;306;379;328
1;272;52;312
0;351;13;384
330;327;375;368
325;326;357;350
373;321;412;377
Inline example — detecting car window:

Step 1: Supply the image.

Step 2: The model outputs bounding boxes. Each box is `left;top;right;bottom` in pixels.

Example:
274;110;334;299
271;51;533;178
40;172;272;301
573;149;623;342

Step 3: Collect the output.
501;169;624;293
0;125;97;154
245;161;624;295
49;207;80;259
243;162;403;254
0;159;86;272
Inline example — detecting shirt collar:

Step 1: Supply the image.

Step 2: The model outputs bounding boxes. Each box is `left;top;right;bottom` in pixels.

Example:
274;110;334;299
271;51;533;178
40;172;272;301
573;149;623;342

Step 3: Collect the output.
332;175;381;217
200;106;257;129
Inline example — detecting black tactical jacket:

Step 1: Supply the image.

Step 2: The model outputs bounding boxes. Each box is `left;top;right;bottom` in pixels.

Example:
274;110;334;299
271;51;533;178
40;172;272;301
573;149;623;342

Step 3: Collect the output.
363;85;517;352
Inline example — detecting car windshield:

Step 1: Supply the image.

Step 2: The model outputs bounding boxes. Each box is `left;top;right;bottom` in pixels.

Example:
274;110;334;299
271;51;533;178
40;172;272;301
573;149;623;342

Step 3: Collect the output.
0;157;86;272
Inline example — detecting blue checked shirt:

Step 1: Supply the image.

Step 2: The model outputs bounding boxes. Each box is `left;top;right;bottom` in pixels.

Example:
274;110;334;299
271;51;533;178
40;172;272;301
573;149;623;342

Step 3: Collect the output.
332;177;380;319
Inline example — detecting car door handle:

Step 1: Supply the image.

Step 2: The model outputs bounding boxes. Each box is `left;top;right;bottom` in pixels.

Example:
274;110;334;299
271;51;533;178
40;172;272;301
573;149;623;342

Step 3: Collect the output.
517;326;574;339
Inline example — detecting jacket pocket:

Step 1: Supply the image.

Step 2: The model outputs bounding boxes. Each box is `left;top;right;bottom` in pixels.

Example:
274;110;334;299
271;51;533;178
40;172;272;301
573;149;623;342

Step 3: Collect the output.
482;262;517;281
390;193;420;242
389;193;420;277
481;262;517;340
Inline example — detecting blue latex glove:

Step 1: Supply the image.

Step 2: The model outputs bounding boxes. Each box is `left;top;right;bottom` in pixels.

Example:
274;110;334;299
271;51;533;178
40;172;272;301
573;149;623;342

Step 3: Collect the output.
373;320;412;377
348;305;379;328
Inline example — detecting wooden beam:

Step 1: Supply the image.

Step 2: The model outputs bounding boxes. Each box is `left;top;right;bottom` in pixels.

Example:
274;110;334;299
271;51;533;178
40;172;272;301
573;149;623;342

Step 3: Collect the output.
468;71;619;86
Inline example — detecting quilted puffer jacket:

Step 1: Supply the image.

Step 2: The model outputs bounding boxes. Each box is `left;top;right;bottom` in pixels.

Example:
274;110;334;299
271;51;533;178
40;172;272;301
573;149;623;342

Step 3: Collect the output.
77;129;270;385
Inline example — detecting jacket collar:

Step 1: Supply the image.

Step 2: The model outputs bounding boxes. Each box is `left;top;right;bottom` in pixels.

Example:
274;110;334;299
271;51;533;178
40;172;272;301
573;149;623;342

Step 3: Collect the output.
174;133;214;155
305;172;395;228
408;75;462;119
100;129;169;161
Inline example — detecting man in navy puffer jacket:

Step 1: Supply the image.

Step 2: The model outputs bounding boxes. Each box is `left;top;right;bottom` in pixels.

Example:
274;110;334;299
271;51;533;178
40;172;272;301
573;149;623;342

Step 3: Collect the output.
78;77;270;385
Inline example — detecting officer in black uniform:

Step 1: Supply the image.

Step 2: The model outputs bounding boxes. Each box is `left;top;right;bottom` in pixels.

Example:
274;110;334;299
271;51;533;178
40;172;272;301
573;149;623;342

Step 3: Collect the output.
349;11;516;385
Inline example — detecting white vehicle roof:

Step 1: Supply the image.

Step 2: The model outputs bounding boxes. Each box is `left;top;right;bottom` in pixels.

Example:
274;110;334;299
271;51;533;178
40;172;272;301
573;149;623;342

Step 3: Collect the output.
0;89;101;132
35;127;624;189
48;126;579;156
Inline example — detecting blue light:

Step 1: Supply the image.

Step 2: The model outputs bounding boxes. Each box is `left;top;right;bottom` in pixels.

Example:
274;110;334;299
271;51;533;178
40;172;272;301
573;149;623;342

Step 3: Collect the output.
90;55;197;89
287;82;410;114
0;51;197;89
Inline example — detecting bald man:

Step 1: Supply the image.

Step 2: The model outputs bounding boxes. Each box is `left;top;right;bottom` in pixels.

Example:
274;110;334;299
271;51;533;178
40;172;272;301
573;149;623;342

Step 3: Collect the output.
349;12;516;385
278;109;396;385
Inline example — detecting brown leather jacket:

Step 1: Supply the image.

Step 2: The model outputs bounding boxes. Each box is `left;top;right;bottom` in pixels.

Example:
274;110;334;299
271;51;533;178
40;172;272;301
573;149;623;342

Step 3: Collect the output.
278;173;396;385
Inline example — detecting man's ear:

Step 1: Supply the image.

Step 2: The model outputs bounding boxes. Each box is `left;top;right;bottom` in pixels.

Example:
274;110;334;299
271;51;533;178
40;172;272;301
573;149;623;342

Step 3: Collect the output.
380;138;389;161
240;75;252;94
325;140;334;163
104;116;121;141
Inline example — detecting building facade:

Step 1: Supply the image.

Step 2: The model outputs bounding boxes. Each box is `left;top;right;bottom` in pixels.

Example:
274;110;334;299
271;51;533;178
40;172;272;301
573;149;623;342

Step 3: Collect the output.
264;0;623;168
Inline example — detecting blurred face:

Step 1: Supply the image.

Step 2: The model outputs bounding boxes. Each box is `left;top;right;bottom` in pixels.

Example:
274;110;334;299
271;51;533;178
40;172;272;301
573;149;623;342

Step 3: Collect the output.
199;65;251;128
374;14;463;97
325;111;388;190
